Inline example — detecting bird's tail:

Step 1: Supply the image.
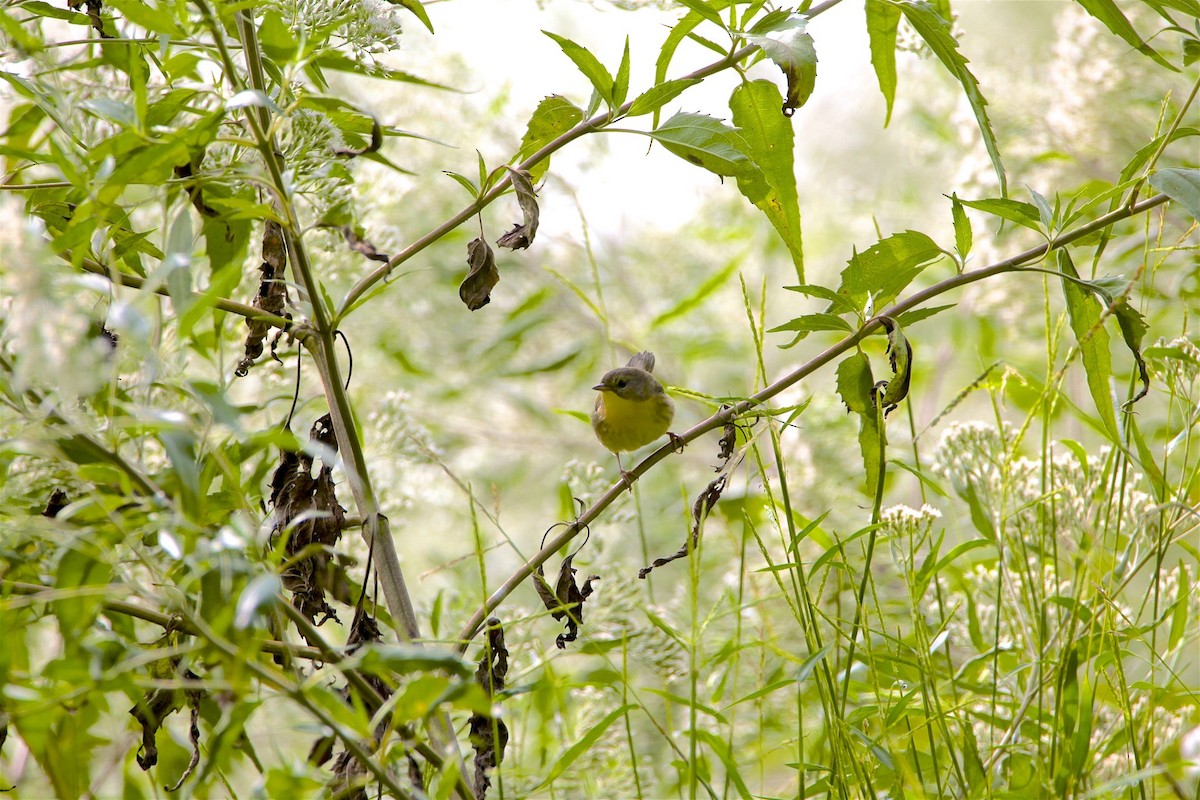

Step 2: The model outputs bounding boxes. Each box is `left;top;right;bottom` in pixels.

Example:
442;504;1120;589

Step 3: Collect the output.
626;351;655;373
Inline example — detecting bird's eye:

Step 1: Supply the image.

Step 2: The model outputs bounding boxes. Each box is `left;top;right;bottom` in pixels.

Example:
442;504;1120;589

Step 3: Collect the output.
617;379;628;389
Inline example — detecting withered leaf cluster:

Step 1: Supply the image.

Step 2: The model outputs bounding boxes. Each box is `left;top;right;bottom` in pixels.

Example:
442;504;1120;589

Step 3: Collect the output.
312;611;390;800
236;220;291;377
128;662;203;775
495;167;539;250
640;472;730;578
269;414;349;626
458;167;541;310
468;619;510;799
340;225;390;264
459;237;499;311
534;552;599;649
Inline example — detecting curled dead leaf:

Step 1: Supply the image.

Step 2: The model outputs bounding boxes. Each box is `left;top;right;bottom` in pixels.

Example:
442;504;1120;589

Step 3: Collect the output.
459;237;499;311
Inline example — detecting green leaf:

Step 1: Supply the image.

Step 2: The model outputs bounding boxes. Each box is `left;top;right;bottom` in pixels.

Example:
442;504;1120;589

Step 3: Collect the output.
648;111;755;178
768;313;853;335
388;0;434;34
1078;275;1150;404
784;283;859;314
730;80;805;279
899;2;1006;195
613;36;631;108
533;704;638;791
626;78;701;118
1058;250;1119;439
53;547;113;635
866;0;901;124
1074;0;1176;71
17;1;90;23
653;256;739;325
956;196;1042;231
836;351;884;491
743;15;818;115
227;89;285;115
258;11;299;63
543;31;616;110
105;0;182;35
675;0;727;29
312;52;456;90
950;192;972;259
1149;167;1200;220
836;230;943;309
516;95;584;181
234;574;281;629
694;730;754;800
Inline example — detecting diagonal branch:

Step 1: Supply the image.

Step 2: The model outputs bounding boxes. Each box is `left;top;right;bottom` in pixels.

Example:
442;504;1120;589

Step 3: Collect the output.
452;192;1171;650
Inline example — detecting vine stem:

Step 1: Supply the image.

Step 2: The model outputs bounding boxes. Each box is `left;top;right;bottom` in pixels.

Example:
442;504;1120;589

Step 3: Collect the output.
452;192;1171;650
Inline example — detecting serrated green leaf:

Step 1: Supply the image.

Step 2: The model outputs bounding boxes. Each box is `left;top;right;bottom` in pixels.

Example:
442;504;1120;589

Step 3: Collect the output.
768;313;853;336
1149;167;1200;220
675;0;727;29
649;111;755;177
899;2;1006;195
626;78;701;117
1059;250;1119;439
785;283;859;314
731;80;804;278
866;0;901;124
743;16;818;114
543;31;616;110
950;193;972;259
516;95;584;181
1078;275;1150;404
956;196;1043;231
1075;0;1176;71
613;36;631;108
836;230;943;309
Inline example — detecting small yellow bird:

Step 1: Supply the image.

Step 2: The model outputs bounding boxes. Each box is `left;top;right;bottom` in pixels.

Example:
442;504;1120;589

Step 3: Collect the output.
591;351;679;483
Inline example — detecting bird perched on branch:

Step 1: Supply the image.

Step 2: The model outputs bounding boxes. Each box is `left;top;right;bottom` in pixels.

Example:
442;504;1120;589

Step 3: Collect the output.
591;351;681;485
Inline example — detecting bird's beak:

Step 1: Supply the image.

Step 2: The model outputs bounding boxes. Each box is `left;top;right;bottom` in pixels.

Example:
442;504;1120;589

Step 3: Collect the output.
592;383;607;391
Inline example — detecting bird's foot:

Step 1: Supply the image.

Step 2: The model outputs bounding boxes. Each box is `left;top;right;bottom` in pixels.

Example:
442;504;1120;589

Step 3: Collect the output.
619;469;636;491
668;432;686;454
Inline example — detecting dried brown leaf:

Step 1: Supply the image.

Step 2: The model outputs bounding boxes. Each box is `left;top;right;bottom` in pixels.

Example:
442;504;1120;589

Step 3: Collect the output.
459;237;499;311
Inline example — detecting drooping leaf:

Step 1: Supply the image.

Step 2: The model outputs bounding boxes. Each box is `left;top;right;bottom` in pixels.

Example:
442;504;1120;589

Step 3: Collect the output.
459;238;499;311
1058;250;1119;439
865;0;901;124
496;167;539;250
742;15;818;115
836;351;884;492
648;111;756;178
1074;0;1176;70
387;0;434;34
515;95;584;181
876;316;912;414
730;80;804;279
1149;167;1200;220
899;2;1006;195
1077;275;1150;404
